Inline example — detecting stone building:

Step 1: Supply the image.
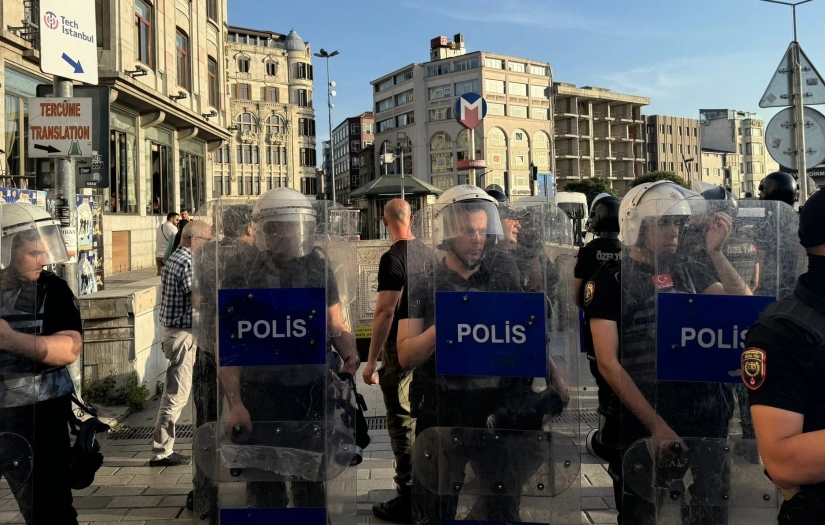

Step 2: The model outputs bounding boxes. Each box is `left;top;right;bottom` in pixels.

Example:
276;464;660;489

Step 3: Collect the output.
644;115;703;181
329;111;373;203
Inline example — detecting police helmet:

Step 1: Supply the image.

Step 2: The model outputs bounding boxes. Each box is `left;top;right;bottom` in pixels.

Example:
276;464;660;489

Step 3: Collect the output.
485;186;509;205
434;185;504;261
1;202;69;270
251;187;316;257
759;172;799;206
590;196;621;237
619;181;696;246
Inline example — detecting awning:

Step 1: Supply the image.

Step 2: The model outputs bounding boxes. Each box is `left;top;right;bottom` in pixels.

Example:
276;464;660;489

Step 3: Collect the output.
349;175;443;197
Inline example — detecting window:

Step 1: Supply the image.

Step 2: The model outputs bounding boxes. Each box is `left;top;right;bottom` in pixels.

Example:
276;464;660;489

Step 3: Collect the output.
647;124;654;135
679;144;683;154
175;29;190;90
747;143;764;155
484;58;503;69
146;140;172;215
296;89;309;107
180;151;205;212
395;90;414;106
670;162;674;171
508;62;526;73
694;128;698;137
509;83;527;96
428;63;450;77
667;125;672;134
237;58;250;73
662;144;666;153
669;144;673;153
351;140;360;152
678;126;682;136
739;144;743;154
531;108;547;120
351;123;360;134
237;113;255;132
660;124;665;134
485;79;505;94
431;153;453;173
487;103;505;116
236;145;258;164
510;105;527;118
530;85;548;98
430;132;452;151
378;117;395;133
135;0;153;68
212;145;230;163
206;0;218;20
396;112;414;127
454;79;479;96
208;56;219;108
752;127;763;136
301;177;318;196
300;148;317;166
454;58;479;72
429;108;452;121
376;97;394;112
363;123;373;134
375;78;393;92
649;162;656;172
298;118;315;136
265;87;278;102
266;146;287;165
296;62;313;80
266;62;277;76
747;161;764;174
236;83;250;100
394;70;413;84
428;85;452;100
529;65;548;76
647;143;655;153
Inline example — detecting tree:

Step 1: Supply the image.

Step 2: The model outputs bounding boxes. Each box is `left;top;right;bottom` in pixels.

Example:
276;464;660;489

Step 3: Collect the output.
564;178;616;206
631;171;690;189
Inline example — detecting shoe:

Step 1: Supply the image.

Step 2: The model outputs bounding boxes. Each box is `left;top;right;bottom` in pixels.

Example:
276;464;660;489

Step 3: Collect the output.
149;452;191;467
372;494;412;524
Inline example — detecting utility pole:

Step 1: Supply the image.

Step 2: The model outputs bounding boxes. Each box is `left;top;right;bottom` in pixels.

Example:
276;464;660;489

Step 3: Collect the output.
314;49;339;202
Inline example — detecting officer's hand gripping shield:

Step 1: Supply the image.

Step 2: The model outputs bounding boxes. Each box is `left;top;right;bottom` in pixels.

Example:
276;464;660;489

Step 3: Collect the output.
192;199;357;525
408;200;581;524
618;198;802;523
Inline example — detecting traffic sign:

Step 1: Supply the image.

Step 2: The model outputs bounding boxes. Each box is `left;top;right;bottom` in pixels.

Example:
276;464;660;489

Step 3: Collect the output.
39;0;99;84
27;98;93;158
455;93;487;130
765;106;825;170
760;42;825;108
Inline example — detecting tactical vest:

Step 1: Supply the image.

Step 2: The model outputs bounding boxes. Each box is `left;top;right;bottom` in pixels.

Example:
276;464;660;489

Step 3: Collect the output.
755;280;825;349
0;277;74;408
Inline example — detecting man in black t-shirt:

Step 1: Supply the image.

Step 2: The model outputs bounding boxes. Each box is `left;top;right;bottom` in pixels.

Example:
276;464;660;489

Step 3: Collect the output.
363;199;432;523
747;189;825;524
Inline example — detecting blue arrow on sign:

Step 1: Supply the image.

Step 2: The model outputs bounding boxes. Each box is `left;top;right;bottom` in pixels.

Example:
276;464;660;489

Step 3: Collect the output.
61;53;84;74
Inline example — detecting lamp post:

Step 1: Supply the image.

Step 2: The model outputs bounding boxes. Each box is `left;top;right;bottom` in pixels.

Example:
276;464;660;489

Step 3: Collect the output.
314;48;340;202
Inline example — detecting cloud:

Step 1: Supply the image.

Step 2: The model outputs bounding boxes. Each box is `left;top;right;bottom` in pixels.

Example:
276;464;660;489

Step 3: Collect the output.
399;0;643;36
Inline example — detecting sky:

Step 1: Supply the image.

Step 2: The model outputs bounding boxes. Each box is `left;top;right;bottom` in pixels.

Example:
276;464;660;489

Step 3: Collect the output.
228;0;825;145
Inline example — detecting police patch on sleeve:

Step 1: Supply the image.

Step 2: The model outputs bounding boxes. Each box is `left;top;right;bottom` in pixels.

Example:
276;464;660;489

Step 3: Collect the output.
584;281;595;306
742;348;766;391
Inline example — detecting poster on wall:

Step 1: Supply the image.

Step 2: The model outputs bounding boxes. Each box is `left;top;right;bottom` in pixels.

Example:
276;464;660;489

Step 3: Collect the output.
76;194;104;296
0;188;47;209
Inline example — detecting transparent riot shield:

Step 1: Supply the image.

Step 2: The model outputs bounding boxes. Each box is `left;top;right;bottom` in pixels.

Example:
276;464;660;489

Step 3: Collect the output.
409;200;580;524
193;196;356;524
618;197;800;524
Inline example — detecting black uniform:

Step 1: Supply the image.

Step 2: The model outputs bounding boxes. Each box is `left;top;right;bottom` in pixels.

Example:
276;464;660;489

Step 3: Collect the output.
575;237;621;355
0;271;83;524
745;263;825;524
584;253;732;525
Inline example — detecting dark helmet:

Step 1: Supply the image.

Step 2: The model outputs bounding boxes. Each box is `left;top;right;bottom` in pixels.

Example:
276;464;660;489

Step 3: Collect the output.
485;187;508;204
759;172;799;206
590;196;620;237
700;185;738;217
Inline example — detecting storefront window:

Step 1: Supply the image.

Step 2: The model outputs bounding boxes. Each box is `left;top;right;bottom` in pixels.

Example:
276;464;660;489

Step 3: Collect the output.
180;141;206;212
104;111;138;213
4;69;41;188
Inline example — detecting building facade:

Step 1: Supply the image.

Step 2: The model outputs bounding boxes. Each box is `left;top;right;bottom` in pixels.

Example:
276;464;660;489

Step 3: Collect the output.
554;84;649;194
2;0;231;275
700;109;779;197
368;34;649;200
211;26;318;198
329;112;373;203
644;115;702;181
700;149;740;189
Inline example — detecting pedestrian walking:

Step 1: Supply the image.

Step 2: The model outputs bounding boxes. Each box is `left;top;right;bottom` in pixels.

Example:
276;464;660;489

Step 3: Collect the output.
156;212;179;275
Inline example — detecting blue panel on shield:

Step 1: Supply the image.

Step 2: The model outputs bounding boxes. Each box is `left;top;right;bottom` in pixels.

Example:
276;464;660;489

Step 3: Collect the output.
218;288;326;367
656;293;776;383
220;508;326;524
435;292;546;377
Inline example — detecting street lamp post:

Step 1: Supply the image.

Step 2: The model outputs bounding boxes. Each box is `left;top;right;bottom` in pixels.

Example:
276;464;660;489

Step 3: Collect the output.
314;48;340;202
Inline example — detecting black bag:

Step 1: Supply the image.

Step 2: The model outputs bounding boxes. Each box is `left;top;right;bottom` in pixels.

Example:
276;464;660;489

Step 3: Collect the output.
68;395;110;490
337;373;371;465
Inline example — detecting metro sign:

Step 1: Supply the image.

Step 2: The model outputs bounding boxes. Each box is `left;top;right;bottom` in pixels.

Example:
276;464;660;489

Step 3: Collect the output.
455;93;488;130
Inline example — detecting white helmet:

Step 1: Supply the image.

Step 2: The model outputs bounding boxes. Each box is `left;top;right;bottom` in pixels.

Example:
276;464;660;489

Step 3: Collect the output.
618;180;697;246
251;188;316;257
1;202;69;270
433;185;503;267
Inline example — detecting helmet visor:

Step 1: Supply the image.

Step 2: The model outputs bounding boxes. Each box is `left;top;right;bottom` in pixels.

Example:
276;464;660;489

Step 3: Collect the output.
257;215;316;258
439;200;504;241
1;221;69;270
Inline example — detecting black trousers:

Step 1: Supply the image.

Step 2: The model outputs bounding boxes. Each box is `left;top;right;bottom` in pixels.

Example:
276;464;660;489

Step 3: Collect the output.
1;395;77;525
377;342;414;494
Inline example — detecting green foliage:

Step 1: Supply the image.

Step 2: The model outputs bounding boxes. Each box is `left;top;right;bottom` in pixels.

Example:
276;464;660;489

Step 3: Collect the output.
84;370;150;414
632;171;690;189
563;178;616;206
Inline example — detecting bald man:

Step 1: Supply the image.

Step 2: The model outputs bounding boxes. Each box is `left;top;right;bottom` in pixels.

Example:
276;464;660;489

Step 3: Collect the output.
365;199;432;523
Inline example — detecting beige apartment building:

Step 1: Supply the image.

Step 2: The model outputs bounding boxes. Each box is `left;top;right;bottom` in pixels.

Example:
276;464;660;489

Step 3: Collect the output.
700;109;779;197
2;0;231;274
369;34;649;200
700;150;741;189
211;26;318;197
554;84;649;194
644;115;702;181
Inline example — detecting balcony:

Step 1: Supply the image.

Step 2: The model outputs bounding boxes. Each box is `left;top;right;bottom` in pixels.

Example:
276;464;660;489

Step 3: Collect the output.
556;148;579;159
554;128;577;138
554;110;577;119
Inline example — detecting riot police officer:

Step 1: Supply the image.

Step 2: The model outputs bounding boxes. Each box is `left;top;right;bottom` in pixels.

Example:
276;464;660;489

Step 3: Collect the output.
574;195;621;308
0;202;83;524
584;181;751;524
759;171;799;206
746;188;825;524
